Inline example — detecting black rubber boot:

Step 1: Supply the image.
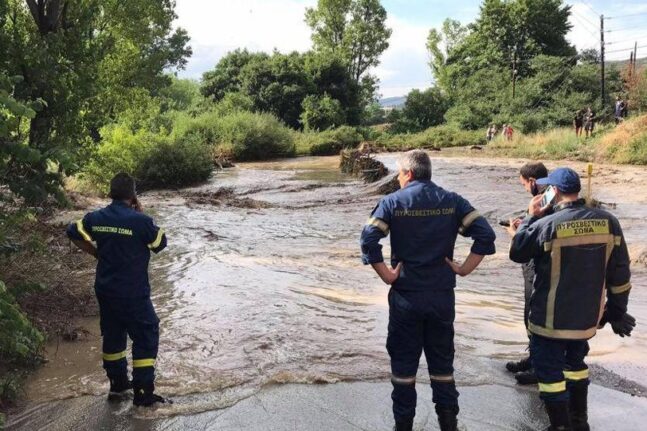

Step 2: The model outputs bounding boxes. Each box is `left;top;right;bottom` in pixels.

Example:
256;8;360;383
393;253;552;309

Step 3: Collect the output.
133;382;172;407
514;369;539;385
569;383;590;431
436;404;459;431
544;401;573;431
393;418;413;431
107;376;132;401
506;356;532;373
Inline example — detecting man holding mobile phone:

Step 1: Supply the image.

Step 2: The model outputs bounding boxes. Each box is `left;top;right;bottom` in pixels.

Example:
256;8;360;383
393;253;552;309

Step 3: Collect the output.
66;173;170;407
510;167;634;430
504;162;548;386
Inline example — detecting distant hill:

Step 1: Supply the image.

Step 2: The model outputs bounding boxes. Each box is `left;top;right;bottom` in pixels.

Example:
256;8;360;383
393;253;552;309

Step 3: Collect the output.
608;56;647;68
379;96;406;108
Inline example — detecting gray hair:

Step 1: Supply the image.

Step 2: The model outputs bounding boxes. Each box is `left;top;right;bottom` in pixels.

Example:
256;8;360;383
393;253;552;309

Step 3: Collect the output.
397;150;432;180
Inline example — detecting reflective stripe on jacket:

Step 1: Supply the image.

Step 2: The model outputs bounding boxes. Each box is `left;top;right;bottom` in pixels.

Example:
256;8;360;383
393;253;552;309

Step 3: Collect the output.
360;180;496;291
66;200;167;298
510;199;631;340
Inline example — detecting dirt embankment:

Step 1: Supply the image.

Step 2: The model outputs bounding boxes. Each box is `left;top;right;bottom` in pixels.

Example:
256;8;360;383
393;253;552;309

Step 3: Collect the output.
3;193;100;341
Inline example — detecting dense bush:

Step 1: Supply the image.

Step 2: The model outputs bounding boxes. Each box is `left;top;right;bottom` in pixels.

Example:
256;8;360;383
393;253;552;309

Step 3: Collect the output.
300;94;346;131
83;123;214;193
294;125;365;156
181;110;295;161
376;125;485;151
136;134;213;189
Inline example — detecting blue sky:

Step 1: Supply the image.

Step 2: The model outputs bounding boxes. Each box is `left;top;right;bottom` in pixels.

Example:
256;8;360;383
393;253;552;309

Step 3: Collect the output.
174;0;647;98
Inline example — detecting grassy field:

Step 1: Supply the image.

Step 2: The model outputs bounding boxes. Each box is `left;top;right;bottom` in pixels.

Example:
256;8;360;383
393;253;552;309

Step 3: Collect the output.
488;114;647;165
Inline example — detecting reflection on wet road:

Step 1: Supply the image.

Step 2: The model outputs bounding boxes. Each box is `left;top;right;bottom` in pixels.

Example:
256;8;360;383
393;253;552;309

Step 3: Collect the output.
10;154;647;429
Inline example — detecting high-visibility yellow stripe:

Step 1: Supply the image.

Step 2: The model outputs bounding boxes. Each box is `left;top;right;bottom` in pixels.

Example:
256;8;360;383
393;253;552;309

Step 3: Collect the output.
391;375;416;385
366;217;389;235
614;236;622;246
132;358;156;368
609;282;632;294
103;351;127;361
429;374;455;383
76;219;92;242
459;210;480;234
538;381;566;393
148;229;165;249
564;369;589;381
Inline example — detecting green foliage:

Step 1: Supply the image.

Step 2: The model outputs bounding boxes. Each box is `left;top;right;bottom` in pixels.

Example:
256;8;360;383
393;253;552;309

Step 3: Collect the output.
362;101;386;125
82;122;214;192
0;0;191;204
305;0;391;84
136;135;213;189
182;111;295;161
391;88;450;133
0;281;44;366
301;94;346;131
201;50;364;129
295;125;364;156
377;125;485;151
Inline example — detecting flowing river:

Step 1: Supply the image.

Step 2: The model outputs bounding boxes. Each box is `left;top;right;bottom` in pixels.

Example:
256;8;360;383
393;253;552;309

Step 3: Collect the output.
7;153;647;430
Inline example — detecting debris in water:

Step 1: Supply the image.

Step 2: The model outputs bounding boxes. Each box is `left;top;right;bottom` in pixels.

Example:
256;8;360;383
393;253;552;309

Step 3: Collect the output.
339;149;388;183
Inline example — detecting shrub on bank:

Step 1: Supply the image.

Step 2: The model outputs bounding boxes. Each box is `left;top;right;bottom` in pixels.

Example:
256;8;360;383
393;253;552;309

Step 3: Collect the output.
295;125;365;156
181;111;295;161
136;134;213;189
83;124;213;193
376;125;485;151
597;115;647;164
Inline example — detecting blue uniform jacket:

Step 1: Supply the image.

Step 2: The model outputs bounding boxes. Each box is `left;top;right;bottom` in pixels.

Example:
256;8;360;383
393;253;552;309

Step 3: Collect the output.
510;199;631;340
360;180;496;291
66;200;167;298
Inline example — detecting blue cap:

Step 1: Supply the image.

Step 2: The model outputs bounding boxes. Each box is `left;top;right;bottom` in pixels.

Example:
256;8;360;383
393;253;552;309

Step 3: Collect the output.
536;167;581;193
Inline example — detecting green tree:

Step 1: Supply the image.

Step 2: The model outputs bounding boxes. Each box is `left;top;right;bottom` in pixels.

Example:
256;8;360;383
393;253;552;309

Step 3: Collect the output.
305;0;391;87
392;88;450;133
1;0;191;204
200;49;266;102
300;94;346;130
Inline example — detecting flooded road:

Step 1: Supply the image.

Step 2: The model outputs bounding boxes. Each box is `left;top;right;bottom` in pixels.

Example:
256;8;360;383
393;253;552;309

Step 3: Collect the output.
8;153;647;430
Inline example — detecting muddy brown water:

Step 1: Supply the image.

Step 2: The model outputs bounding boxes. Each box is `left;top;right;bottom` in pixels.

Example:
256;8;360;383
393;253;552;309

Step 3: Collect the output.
9;153;647;427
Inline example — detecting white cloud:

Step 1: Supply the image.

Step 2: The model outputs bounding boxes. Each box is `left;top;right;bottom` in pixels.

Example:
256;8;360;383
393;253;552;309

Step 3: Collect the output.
567;2;647;62
174;0;315;78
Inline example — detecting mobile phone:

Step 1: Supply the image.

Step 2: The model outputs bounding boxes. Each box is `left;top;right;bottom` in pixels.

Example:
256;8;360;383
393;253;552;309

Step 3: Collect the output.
540;185;557;208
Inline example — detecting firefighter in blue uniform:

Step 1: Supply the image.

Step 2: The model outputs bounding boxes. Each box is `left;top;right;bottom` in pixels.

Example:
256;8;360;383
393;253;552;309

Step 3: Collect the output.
360;150;496;431
510;168;635;430
67;173;170;407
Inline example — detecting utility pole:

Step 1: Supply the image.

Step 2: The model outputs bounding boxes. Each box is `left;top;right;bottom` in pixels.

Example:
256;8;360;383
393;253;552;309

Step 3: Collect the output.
634;41;639;75
600;14;605;112
511;48;518;99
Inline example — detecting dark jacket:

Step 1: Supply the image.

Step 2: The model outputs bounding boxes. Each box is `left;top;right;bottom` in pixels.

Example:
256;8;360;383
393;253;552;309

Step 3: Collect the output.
510;199;631;340
360;180;496;291
66;201;167;298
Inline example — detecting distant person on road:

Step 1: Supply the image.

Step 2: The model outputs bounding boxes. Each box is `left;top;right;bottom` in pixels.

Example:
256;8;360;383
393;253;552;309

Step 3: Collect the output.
574;110;584;137
360;150;496;431
510;167;635;431
66;173;170;407
486;124;497;142
504;162;549;387
615;97;626;125
584;107;595;138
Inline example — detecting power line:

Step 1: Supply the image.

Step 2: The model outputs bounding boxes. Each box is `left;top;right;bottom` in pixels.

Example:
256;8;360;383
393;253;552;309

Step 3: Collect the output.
571;13;600;38
606;35;647;46
605;44;647;54
582;2;601;17
607;12;647;20
572;10;599;31
605;23;647;32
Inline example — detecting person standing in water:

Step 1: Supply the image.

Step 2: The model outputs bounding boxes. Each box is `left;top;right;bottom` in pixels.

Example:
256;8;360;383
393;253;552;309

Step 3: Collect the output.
360;150;496;431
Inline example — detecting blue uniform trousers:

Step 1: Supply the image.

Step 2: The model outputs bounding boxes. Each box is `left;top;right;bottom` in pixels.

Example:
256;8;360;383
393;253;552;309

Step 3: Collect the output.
530;334;590;403
387;289;459;422
97;294;160;386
